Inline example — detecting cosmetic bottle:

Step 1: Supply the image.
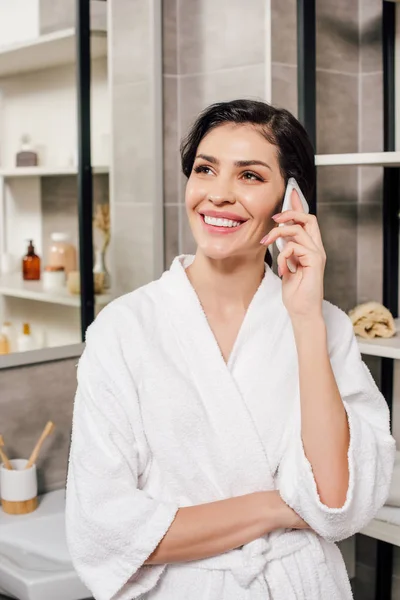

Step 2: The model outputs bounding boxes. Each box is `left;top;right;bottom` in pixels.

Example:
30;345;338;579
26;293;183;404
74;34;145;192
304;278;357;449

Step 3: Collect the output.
48;232;77;276
16;135;38;167
1;321;14;353
22;240;41;281
17;323;36;352
0;332;10;355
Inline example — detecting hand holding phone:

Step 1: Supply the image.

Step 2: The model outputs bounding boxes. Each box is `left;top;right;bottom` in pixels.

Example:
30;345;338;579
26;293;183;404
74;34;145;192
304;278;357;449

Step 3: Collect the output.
274;178;310;273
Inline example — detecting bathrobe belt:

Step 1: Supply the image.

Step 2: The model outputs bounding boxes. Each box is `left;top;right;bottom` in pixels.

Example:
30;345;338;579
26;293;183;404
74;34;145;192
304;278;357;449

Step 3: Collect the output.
185;529;328;599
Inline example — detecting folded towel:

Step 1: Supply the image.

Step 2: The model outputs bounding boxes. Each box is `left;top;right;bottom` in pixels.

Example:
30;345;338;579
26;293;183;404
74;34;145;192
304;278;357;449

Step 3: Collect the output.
385;450;400;508
348;301;396;339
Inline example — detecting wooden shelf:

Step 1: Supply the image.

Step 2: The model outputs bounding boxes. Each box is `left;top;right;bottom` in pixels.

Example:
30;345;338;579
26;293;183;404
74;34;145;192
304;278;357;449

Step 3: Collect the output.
356;318;400;360
315;152;400;167
0;166;109;177
0;274;113;308
0;29;106;78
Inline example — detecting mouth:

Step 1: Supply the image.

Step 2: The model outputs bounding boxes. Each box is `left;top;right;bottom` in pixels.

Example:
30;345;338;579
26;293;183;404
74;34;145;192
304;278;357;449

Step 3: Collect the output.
198;212;248;234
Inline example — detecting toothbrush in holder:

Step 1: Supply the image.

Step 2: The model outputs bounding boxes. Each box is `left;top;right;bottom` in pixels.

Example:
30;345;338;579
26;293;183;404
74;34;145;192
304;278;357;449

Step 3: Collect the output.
25;421;55;469
0;435;13;470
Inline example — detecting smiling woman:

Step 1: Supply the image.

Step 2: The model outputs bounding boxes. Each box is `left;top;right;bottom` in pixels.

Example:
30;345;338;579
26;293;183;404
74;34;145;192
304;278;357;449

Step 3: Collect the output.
66;99;395;600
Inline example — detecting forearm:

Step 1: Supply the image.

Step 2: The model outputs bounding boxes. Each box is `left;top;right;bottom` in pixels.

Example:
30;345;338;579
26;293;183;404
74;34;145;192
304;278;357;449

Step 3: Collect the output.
292;315;350;508
145;491;302;565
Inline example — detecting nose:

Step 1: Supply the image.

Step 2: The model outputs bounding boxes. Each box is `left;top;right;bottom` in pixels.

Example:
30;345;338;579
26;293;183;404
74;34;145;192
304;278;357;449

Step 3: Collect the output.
207;183;235;205
205;171;236;204
208;193;235;205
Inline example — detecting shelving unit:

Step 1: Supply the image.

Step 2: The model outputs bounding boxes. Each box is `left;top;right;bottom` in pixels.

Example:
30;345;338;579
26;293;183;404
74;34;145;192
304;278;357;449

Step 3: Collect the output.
0;28;106;78
298;0;399;596
0;13;110;353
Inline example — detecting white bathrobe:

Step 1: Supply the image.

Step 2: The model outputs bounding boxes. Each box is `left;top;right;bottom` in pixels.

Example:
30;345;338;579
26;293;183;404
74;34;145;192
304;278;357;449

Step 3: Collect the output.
65;253;396;600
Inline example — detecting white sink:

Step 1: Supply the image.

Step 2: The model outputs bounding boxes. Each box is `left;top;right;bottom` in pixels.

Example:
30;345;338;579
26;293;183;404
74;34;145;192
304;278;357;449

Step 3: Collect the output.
0;489;91;600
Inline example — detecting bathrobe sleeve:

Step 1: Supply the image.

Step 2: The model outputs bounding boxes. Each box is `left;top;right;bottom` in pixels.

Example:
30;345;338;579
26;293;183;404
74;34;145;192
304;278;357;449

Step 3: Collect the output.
65;304;180;600
276;302;396;544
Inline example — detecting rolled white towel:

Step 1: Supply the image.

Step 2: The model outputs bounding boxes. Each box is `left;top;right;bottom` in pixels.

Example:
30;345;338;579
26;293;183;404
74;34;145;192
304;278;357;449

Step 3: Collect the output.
348;301;396;339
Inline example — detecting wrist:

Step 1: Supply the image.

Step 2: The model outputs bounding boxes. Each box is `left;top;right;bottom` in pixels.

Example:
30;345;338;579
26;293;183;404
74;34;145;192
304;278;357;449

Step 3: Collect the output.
259;491;291;533
291;314;327;344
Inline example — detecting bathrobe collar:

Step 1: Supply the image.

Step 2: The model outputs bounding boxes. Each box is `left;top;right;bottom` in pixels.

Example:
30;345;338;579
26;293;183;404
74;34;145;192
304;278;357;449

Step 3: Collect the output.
165;253;285;370
159;254;290;488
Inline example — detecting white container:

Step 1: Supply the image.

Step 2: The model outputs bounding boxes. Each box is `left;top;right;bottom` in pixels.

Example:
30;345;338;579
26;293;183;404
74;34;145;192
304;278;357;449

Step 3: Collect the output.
42;265;66;291
17;323;37;352
0;253;17;274
0;459;37;502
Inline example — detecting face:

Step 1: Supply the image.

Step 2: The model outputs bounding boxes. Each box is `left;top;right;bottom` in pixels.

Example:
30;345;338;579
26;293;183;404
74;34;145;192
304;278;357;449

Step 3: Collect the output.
185;123;286;262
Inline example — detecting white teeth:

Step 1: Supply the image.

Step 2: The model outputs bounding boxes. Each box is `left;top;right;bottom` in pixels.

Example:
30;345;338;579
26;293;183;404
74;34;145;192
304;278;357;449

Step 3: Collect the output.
204;215;242;227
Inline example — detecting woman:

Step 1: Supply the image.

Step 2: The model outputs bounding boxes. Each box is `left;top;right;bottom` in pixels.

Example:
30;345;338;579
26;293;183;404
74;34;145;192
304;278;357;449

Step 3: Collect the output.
66;99;395;600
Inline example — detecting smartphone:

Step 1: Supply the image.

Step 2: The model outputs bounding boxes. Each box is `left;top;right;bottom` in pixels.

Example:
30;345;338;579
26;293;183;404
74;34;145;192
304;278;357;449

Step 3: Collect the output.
274;177;310;273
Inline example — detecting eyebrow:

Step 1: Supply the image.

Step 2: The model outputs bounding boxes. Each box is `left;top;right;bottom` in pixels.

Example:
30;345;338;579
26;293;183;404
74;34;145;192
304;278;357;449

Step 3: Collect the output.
195;154;272;171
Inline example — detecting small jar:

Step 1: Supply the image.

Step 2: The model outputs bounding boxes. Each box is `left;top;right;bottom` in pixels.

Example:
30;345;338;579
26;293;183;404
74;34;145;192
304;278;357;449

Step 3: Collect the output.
48;233;77;276
43;265;65;291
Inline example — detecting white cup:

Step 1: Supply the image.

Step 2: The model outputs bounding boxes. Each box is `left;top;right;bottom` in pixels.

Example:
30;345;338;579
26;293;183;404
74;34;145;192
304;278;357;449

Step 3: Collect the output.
0;253;17;275
0;459;37;502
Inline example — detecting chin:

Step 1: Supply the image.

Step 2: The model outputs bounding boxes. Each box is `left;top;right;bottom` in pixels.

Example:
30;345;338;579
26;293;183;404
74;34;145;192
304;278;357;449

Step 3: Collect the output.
196;239;246;261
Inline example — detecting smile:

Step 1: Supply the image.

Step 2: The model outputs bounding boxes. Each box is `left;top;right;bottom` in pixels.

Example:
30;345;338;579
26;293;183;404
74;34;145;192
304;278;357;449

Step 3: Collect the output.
199;213;247;234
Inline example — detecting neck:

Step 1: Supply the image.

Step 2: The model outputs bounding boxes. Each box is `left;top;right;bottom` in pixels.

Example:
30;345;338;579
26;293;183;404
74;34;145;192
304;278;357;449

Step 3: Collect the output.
184;250;267;313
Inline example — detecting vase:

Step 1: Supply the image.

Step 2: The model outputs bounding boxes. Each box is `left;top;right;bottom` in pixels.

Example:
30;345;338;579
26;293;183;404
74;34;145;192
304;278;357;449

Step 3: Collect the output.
93;248;111;290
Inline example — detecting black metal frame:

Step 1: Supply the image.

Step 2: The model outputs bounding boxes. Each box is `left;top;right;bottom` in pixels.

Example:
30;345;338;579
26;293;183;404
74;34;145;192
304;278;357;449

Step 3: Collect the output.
76;0;95;339
375;2;399;598
297;0;317;216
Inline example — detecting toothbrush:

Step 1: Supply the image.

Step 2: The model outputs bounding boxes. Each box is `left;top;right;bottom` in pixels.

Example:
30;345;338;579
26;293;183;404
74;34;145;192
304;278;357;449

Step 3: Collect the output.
25;421;55;469
0;435;13;470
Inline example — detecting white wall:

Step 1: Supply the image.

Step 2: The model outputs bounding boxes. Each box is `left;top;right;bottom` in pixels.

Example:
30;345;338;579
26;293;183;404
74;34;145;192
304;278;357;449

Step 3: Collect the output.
0;0;40;48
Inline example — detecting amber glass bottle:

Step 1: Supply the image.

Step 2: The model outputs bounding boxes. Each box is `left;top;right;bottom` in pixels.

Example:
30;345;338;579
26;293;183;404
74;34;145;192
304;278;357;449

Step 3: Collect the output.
22;240;41;280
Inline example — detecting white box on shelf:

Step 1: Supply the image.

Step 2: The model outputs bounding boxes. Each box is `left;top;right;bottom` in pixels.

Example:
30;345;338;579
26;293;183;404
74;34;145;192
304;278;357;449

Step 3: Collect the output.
0;0;39;49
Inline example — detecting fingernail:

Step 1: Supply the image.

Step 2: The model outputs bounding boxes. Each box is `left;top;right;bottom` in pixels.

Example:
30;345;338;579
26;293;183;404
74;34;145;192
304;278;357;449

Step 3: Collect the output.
272;214;281;220
278;265;282;277
260;235;271;244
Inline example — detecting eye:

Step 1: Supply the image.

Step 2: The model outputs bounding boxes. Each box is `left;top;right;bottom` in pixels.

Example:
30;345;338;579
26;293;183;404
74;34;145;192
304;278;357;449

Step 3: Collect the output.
241;171;264;182
194;165;214;175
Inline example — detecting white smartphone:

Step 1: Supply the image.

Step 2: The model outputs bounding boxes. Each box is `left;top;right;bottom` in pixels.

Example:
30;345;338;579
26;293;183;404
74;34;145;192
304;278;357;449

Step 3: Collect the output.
274;177;310;273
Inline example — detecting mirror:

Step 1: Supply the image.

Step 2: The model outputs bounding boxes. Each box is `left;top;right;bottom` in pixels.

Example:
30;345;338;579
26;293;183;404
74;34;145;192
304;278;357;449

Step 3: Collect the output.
0;0;164;368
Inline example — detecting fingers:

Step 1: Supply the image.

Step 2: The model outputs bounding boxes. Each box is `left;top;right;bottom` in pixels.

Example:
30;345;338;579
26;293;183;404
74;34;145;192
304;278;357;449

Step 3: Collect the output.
277;241;326;277
260;224;318;252
272;211;324;252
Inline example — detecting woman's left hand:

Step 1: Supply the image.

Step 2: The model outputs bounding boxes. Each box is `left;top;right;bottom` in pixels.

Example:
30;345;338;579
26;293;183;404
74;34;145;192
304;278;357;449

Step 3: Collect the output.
260;189;326;321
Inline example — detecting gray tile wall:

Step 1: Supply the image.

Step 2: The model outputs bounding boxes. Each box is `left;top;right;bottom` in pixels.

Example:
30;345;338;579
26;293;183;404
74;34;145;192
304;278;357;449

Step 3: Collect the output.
110;0;162;293
162;0;268;267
